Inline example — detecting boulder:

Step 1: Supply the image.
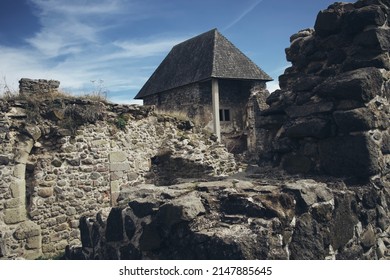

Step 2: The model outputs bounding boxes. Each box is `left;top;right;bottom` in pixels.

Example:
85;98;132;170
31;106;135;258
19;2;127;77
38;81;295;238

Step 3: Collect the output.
319;134;382;177
344;5;386;34
285;102;334;118
285;118;331;139
314;67;383;102
105;208;124;242
354;28;390;51
333;107;380;132
289;213;327;259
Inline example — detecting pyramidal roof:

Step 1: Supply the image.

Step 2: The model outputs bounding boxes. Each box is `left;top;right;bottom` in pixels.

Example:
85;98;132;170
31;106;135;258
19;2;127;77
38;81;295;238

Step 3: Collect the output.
135;29;272;99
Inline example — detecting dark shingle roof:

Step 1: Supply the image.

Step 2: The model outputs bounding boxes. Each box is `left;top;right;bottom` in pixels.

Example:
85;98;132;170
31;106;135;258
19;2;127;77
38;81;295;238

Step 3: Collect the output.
135;29;272;99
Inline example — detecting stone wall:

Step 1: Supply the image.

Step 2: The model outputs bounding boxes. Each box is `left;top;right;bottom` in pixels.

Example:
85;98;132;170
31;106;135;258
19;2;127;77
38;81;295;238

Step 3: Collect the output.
66;168;390;260
19;78;60;96
144;79;268;154
258;0;390;182
0;93;236;259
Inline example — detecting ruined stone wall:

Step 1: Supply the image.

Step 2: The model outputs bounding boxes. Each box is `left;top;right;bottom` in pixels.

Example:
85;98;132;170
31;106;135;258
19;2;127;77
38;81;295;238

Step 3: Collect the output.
144;79;268;154
66;171;390;260
258;0;390;182
19;78;60;96
0;92;236;259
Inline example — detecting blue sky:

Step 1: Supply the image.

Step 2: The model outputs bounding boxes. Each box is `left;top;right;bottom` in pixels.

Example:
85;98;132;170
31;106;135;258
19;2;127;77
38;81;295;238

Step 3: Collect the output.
0;0;339;104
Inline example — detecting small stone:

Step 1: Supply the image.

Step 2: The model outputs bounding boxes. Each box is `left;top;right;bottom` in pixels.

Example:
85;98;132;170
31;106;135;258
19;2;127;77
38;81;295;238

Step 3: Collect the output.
26;235;42;249
377;238;387;259
23;125;42;141
66;207;77;216
38;188;53;198
0;155;10;165
361;225;376;249
51;158;62;167
13;221;41;239
90;172;100;180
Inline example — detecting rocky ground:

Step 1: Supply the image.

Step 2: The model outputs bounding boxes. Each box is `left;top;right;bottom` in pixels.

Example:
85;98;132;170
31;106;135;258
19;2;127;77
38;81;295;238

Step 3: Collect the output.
66;165;390;260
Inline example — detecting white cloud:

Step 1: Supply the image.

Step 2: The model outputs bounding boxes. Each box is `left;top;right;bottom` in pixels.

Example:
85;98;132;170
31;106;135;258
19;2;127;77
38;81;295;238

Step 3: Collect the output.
0;0;188;103
266;80;280;93
104;38;185;60
30;0;123;16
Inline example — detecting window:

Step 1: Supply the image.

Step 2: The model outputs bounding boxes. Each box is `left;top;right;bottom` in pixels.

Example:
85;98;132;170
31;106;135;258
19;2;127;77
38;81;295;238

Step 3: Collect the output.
219;109;231;122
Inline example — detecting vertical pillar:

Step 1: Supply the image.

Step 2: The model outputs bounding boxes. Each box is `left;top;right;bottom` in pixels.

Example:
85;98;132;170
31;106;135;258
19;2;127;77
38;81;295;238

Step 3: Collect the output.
211;79;221;142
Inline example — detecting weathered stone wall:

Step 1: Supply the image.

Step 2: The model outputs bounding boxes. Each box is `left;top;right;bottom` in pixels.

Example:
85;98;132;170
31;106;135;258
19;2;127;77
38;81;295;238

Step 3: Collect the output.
258;0;390;182
144;79;268;153
19;78;60;96
66;168;390;260
0;93;236;259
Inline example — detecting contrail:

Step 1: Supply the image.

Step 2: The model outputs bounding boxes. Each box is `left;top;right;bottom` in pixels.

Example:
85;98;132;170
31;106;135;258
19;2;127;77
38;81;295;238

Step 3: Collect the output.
223;0;265;31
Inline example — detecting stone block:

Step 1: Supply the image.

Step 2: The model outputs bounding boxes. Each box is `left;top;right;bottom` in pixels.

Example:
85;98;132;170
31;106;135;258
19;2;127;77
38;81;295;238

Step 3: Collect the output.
42;244;55;253
110;180;120;193
319;134;382;177
23;249;42;260
156;192;205;228
289;213;326;259
111;171;124;180
55;240;68;251
285;118;331;139
26;235;42;249
354;28;390;51
110;162;130;172
361;225;376;249
13;221;41;239
285;102;334;118
89;172;101;180
315;67;383;102
4;197;24;209
13;164;26;179
51;158;62;167
344;5;386;34
109;151;127;163
23;125;42;141
4;207;25;224
330;192;358;251
256;115;287;129
0;155;10;165
333;107;383;132
91;139;108;147
314;9;342;37
128;200;159;218
10;179;26;198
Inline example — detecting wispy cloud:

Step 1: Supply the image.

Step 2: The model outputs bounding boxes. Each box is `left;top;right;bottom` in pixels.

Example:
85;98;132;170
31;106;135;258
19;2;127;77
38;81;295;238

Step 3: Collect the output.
224;0;265;31
0;0;185;103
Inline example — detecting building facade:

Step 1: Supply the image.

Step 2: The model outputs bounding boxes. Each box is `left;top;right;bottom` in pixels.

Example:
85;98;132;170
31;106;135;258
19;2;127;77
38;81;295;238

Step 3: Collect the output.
135;29;272;153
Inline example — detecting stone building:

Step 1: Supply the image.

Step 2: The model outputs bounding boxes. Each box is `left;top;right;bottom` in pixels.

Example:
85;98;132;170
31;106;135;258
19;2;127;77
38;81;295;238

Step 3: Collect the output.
135;29;272;153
